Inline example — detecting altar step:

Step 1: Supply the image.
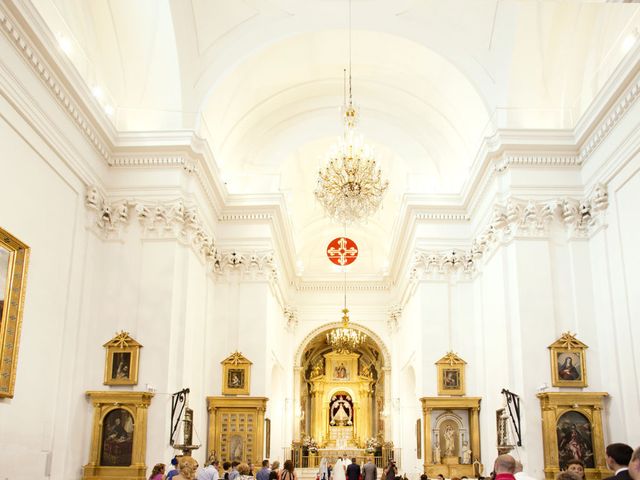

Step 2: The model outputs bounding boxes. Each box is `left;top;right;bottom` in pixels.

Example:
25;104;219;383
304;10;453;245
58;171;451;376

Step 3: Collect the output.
296;468;384;480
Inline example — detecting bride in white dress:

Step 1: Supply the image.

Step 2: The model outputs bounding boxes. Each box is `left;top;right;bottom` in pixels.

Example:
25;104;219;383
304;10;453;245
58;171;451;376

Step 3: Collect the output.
333;457;346;480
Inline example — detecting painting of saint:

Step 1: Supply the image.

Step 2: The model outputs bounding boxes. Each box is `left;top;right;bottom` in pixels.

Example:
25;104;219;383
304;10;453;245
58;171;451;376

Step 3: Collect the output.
443;369;460;389
0;247;9;327
334;362;348;380
557;353;581;381
228;369;244;389
100;408;134;466
556;411;594;469
111;352;131;380
229;434;244;461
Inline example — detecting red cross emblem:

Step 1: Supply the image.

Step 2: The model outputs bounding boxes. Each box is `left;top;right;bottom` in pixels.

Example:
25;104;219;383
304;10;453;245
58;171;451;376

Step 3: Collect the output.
326;237;358;266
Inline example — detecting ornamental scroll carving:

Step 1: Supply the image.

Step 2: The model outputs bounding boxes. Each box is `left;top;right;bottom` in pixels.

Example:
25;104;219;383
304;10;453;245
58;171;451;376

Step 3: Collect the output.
411;185;608;278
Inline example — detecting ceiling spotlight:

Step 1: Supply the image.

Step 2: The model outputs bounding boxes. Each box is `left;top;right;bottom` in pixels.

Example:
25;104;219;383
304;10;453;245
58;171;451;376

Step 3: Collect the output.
91;86;103;100
57;34;72;55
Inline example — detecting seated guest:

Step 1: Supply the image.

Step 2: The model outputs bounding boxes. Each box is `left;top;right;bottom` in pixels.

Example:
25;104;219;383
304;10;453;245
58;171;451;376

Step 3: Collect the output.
238;463;254;480
229;462;241;480
420;475;429;480
149;463;165;480
605;443;634;480
270;461;281;480
629;447;640;480
565;459;586;480
515;460;536;480
256;460;271;480
168;456;182;480
175;456;199;480
223;462;232;480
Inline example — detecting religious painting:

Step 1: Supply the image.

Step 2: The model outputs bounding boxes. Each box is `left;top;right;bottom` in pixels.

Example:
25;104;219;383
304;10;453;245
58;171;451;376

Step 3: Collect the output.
537;392;608;480
221;351;252;395
556;411;595;469
103;332;141;386
329;393;353;426
333;362;349;380
436;351;466;396
549;333;588;387
229;434;244;462
0;227;30;398
100;408;134;466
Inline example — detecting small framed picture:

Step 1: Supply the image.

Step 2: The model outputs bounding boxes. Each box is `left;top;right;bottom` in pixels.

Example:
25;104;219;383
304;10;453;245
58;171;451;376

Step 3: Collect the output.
222;351;252;395
436;351;466;396
548;332;588;388
103;332;142;386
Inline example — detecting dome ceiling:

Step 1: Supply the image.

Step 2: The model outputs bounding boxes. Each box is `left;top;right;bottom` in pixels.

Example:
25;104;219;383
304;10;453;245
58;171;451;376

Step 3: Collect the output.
34;0;640;277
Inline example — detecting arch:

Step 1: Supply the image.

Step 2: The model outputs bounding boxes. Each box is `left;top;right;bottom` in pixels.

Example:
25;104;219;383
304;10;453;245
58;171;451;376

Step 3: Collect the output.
294;322;391;368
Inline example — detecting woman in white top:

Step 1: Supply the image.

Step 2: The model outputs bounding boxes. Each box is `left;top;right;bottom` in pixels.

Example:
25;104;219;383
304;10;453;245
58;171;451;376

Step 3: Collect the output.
319;458;329;480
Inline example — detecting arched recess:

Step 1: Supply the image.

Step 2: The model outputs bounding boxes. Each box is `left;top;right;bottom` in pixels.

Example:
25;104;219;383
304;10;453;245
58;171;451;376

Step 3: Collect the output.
294;322;392;445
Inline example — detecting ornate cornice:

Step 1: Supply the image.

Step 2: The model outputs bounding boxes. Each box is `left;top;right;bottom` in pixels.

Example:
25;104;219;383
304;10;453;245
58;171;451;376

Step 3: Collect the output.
411;184;608;279
493;154;581;173
0;3;110;160
85;185;217;263
212;249;277;280
579;76;640;164
292;280;393;293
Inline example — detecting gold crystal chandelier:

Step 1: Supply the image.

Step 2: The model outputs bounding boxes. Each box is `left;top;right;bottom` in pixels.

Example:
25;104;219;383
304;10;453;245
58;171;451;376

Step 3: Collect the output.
314;0;388;224
326;262;366;353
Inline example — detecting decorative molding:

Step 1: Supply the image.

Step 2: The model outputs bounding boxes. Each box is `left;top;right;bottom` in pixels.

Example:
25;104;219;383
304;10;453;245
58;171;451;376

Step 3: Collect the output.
284;306;298;331
85;185;217;263
0;3;110;161
493;154;581;173
212;249;277;280
410;184;609;279
292;280;393;293
579;76;640;164
387;305;402;332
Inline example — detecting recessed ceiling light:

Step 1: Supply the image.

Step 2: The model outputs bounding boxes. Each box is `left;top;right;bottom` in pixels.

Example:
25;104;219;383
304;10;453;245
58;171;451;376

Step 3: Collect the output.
91;86;103;99
57;35;72;55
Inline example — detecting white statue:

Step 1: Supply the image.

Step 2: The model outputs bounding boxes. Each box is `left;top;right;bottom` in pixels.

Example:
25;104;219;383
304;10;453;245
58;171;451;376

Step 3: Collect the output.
462;442;472;464
444;425;455;456
433;444;441;464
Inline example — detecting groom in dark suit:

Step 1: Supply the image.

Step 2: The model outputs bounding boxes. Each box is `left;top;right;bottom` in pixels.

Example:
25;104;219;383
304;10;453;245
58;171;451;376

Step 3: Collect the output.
604;443;634;480
347;458;361;480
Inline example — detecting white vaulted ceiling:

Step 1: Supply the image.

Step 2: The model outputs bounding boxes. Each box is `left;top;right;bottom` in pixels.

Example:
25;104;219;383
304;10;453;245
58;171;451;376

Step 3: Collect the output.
33;0;640;277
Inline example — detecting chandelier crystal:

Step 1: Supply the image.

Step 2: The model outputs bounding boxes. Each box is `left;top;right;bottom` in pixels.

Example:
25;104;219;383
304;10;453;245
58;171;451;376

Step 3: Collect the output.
314;0;388;224
326;308;366;353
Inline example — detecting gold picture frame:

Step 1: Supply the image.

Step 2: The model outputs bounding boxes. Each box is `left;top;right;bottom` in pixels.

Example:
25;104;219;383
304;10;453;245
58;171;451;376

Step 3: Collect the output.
221;351;252;395
0;227;30;398
83;391;153;480
436;351;466;396
103;332;142;386
537;392;609;480
549;332;588;388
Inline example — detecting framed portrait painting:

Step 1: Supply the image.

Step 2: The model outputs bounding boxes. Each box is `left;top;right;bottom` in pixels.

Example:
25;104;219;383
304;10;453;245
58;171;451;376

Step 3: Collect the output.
0;227;30;398
103;331;142;386
221;351;252;395
436;351;466;396
548;332;588;388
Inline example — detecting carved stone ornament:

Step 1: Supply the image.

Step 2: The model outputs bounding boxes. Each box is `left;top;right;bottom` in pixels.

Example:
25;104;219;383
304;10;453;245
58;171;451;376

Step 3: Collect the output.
387;304;403;331
212;250;277;279
284;306;298;330
411;185;608;279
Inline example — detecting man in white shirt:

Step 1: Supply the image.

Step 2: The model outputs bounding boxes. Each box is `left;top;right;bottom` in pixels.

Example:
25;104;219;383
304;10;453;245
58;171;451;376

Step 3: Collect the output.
514;461;536;480
197;458;220;480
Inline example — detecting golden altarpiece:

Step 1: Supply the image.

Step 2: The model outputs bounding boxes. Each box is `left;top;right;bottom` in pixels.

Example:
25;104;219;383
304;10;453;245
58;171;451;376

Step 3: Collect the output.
306;351;375;448
207;396;268;464
420;397;482;479
537;392;609;480
83;391;153;480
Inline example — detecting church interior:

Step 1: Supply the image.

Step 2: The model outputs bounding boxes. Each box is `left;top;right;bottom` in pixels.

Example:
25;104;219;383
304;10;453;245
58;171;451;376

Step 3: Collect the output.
0;1;639;480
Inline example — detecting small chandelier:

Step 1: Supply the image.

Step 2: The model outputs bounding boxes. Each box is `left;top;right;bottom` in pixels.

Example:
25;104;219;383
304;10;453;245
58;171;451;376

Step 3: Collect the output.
314;1;388;224
326;308;366;353
326;260;366;353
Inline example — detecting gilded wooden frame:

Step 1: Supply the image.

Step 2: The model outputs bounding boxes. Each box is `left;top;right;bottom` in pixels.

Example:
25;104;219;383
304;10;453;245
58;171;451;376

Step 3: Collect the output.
103;332;142;386
83;391;153;480
416;418;422;459
206;396;268;464
436;352;466;396
0;227;30;398
549;332;588;388
221;351;252;395
537;392;608;480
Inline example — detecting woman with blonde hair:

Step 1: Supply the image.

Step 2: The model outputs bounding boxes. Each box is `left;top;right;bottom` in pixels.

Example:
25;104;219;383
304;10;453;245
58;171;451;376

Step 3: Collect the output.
238;463;255;480
174;456;199;480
